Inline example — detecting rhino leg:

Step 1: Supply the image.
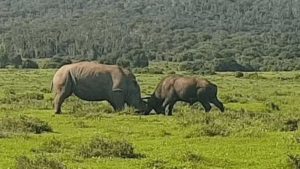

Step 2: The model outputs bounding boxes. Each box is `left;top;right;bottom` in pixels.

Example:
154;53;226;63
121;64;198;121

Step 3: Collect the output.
163;99;176;116
167;102;175;116
144;108;152;115
200;101;212;112
54;87;72;114
110;90;125;111
211;98;225;112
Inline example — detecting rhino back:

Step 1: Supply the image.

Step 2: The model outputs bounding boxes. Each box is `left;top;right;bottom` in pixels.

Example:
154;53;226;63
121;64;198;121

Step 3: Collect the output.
154;75;178;99
68;62;125;101
173;77;198;100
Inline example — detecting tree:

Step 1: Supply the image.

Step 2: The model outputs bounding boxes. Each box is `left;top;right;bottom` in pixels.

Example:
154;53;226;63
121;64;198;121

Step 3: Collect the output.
214;58;247;71
116;57;131;68
22;59;39;69
0;46;8;68
10;55;23;68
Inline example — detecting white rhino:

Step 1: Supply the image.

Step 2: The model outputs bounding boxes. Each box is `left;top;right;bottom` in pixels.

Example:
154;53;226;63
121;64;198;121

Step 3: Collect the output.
51;61;146;114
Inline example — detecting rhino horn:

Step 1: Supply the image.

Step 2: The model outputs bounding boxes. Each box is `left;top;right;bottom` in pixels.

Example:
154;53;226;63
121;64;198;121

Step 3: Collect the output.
141;96;151;100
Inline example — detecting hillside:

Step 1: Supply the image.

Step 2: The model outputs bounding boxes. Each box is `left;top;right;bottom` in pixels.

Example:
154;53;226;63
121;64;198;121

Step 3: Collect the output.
0;0;300;71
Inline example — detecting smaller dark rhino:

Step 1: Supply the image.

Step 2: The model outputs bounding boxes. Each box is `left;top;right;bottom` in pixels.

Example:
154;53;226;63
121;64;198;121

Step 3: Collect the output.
144;75;224;115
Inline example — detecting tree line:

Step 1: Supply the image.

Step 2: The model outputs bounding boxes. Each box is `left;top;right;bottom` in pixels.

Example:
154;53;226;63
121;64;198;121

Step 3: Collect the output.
0;0;299;71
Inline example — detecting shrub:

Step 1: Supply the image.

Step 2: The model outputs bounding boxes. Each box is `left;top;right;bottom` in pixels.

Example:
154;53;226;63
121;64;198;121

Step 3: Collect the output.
16;155;66;169
144;160;168;169
133;67;163;74
181;151;204;163
22;92;44;100
214;58;247;71
0;46;9;68
22;59;39;69
265;101;280;111
0;131;9;138
235;71;244;78
1;92;44;104
116;57;131;68
78;136;144;158
40;88;51;93
32;137;71;153
294;74;300;80
0;115;52;134
10;55;22;68
148;67;163;74
244;73;266;79
187;122;231;137
167;71;176;74
281;119;299;132
42;61;60;69
42;57;72;69
73;120;91;128
128;50;149;68
288;154;300;169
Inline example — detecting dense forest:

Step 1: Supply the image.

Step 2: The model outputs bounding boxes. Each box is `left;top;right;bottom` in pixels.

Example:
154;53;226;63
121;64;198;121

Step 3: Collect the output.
0;0;300;71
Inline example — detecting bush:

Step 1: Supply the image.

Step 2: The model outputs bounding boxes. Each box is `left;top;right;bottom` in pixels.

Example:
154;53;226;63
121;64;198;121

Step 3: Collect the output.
133;67;163;74
167;71;176;74
235;71;244;78
187;122;231;137
22;59;39;69
281;119;299;132
126;49;149;68
0;46;8;68
116;58;131;68
42;62;60;69
288;154;300;169
265;101;280;111
214;58;248;71
16;155;66;169
244;73;266;79
144;160;168;169
0;115;52;134
178;60;215;73
78;136;144;158
32;137;71;153
10;55;22;68
180;151;204;163
1;92;44;104
42;57;72;69
0;131;9;138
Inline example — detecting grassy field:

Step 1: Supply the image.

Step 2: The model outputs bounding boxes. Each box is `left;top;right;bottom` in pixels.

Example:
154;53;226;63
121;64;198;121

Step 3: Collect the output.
0;67;300;169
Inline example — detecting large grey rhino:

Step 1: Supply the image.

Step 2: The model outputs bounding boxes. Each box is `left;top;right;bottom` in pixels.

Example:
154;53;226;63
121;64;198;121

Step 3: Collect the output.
144;75;224;115
51;61;146;114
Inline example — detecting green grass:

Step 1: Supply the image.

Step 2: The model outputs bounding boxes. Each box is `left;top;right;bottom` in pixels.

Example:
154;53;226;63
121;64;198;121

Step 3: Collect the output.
0;68;300;169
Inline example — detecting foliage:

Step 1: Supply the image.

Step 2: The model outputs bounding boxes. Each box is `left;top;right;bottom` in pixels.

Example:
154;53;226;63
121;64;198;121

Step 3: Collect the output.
10;55;23;68
42;57;72;69
0;115;52;134
116;57;131;68
22;59;39;69
0;45;8;68
288;154;300;169
235;71;244;78
16;155;66;169
32;137;71;153
0;1;299;70
78;136;143;158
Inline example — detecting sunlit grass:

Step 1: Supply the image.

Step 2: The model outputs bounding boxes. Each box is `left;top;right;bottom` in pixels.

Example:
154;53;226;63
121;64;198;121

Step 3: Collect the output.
0;67;299;168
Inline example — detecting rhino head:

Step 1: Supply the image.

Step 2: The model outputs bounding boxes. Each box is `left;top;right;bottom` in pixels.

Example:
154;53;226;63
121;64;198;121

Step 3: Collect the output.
125;79;147;112
142;94;164;115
